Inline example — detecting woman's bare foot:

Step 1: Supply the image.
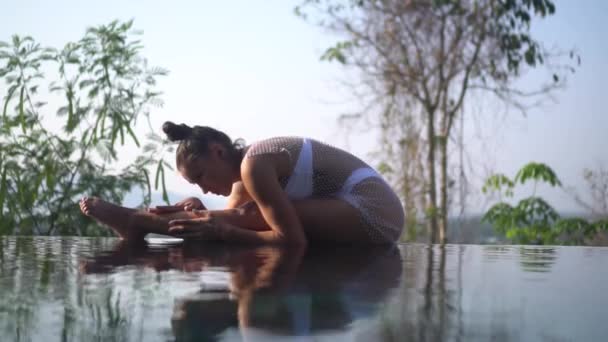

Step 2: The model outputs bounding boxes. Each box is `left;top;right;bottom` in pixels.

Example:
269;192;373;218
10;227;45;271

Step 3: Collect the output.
79;197;146;240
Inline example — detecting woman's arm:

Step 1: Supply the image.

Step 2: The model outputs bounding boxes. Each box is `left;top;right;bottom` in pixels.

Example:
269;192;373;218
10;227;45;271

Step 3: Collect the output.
225;181;253;209
169;155;306;245
197;205;269;231
233;154;307;245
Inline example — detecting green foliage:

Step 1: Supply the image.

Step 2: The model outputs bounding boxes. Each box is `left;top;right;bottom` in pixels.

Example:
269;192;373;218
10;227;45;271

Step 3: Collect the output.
482;174;515;197
594;219;608;234
376;161;393;175
514;162;561;186
483;162;607;245
320;41;353;64
491;0;556;73
298;0;577;83
0;20;172;236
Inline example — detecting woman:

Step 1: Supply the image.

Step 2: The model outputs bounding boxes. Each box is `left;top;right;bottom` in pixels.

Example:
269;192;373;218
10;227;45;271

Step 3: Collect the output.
80;122;404;245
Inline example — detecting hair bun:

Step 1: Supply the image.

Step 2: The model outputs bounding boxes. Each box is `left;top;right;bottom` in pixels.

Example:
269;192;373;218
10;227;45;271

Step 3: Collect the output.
163;121;193;142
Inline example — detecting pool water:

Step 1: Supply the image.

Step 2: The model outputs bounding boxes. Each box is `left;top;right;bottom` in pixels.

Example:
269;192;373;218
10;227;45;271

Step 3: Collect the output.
0;236;606;341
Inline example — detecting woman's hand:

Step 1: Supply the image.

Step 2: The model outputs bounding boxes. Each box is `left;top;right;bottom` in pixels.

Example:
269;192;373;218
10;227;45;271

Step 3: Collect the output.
148;197;206;214
168;214;223;240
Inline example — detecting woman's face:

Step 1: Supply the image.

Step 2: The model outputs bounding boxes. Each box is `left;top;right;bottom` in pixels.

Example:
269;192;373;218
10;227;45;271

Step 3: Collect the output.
178;143;236;197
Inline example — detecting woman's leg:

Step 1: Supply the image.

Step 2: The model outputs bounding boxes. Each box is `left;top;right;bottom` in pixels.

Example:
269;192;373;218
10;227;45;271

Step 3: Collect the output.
234;199;374;243
293;199;375;243
292;179;403;244
80;197;199;240
80;196;386;244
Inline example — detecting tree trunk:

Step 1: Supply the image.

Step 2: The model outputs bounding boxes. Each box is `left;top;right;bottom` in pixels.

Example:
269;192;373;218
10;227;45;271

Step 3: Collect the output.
426;109;438;243
439;135;448;244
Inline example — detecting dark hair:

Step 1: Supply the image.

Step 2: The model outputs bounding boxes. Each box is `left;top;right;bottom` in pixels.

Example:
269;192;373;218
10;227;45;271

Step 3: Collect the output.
162;121;244;168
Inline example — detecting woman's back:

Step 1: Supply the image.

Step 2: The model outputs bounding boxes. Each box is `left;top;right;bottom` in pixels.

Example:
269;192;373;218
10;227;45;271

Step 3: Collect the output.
244;136;369;196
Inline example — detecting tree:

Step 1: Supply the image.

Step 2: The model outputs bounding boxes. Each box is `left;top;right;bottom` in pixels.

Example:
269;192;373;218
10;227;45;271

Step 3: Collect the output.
482;162;608;245
0;20;173;236
566;164;608;220
296;0;578;243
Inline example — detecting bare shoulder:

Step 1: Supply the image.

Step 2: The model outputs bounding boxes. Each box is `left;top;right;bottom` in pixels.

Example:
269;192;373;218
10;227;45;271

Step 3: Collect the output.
240;153;277;182
240;154;283;203
241;146;291;181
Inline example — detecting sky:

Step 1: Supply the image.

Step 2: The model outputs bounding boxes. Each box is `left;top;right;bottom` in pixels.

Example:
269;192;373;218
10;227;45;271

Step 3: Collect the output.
1;0;606;214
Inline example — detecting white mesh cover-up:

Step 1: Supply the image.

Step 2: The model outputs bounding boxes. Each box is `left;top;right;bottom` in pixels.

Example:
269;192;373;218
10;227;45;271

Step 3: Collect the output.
244;137;404;243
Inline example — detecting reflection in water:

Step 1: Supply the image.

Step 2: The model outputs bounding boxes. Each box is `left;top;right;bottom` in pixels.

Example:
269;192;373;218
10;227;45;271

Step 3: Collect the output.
517;246;557;273
1;237;607;341
80;240;402;341
483;245;557;273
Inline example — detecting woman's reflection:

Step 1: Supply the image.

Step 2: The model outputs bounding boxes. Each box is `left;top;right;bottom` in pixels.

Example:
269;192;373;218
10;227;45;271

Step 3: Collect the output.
80;241;402;341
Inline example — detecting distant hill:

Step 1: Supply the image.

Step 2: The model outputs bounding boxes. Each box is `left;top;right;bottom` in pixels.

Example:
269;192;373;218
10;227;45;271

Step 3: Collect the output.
404;215;503;244
407;212;602;245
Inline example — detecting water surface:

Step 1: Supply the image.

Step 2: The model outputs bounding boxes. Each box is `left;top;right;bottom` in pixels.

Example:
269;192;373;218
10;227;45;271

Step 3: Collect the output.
1;236;606;341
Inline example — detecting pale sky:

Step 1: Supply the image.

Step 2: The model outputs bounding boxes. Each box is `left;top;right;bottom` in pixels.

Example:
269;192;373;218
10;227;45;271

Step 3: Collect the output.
1;0;606;214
